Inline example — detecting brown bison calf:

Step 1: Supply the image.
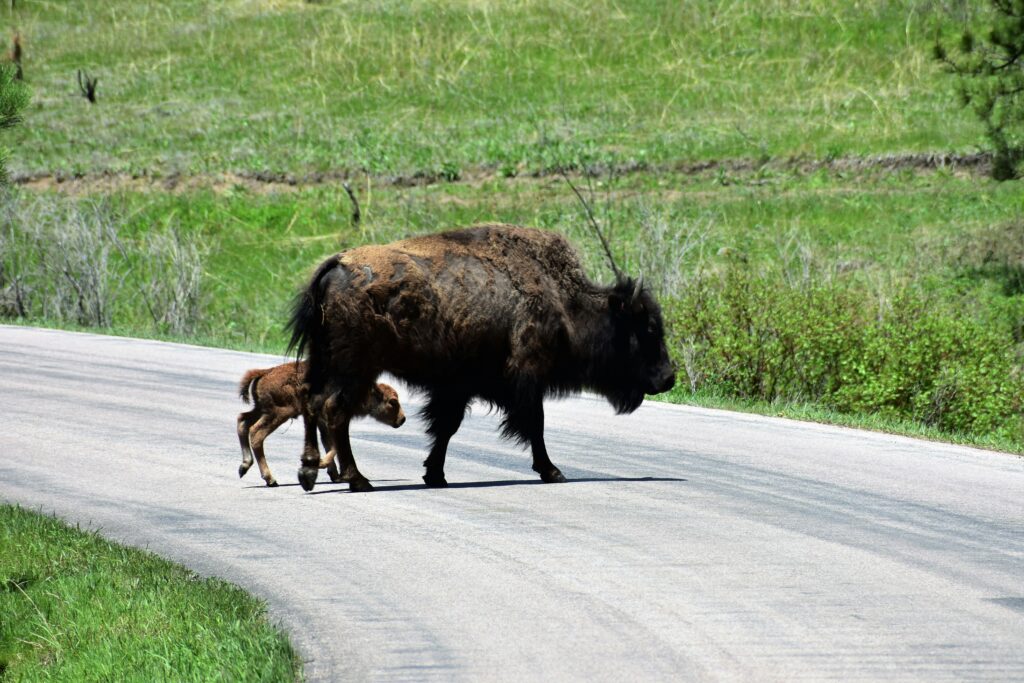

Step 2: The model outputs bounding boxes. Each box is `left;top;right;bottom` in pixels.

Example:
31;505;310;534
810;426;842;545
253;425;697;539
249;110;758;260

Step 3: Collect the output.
236;360;405;486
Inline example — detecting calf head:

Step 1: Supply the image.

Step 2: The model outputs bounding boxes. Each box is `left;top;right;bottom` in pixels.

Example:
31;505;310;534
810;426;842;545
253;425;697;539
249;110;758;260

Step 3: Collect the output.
368;383;407;428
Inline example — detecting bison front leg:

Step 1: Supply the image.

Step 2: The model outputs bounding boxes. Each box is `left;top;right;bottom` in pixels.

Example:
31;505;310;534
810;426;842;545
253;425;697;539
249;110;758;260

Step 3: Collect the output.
421;392;469;488
507;396;565;484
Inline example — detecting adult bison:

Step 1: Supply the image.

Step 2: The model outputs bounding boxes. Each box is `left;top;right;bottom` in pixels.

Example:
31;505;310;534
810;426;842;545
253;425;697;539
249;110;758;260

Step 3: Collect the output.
287;223;675;492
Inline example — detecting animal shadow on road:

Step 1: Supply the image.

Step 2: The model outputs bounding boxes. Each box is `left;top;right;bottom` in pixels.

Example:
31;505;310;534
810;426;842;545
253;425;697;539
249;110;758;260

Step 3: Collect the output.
307;476;686;494
242;479;406;490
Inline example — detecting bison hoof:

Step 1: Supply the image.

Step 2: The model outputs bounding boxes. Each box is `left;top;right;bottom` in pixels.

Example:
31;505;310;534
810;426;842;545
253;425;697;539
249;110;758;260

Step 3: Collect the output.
423;472;449;488
329;472;346;483
541;469;567;484
349;477;374;493
297;466;318;492
266;479;279;488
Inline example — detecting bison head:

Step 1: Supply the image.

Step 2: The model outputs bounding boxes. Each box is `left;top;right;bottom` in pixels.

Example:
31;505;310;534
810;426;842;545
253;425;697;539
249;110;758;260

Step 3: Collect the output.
601;276;676;414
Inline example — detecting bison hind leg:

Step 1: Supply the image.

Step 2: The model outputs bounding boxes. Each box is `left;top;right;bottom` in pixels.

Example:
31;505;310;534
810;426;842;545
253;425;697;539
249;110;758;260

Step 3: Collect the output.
422;470;449;488
319;384;376;493
420;391;470;488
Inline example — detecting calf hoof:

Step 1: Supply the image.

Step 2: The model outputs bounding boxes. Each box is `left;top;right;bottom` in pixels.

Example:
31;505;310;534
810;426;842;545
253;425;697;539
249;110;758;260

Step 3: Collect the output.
297;466;318;492
423;472;449;488
329;471;347;483
540;468;566;484
238;463;250;478
349;476;374;493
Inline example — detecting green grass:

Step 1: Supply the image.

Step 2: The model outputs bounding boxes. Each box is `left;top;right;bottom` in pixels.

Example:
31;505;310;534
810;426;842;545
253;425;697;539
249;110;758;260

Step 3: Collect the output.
660;386;1024;457
0;504;300;681
6;0;990;177
95;170;1023;350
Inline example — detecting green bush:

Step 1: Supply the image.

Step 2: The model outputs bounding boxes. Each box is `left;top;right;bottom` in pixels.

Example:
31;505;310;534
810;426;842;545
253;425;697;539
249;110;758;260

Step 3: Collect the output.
667;259;1024;441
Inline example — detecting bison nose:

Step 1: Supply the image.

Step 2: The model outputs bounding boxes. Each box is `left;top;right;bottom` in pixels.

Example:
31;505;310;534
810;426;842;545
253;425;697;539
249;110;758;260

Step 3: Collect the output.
650;369;675;394
395;415;406;428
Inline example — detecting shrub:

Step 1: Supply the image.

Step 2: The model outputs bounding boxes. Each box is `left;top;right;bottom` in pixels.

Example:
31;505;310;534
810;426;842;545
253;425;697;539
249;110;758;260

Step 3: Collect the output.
0;194;206;335
666;257;1024;441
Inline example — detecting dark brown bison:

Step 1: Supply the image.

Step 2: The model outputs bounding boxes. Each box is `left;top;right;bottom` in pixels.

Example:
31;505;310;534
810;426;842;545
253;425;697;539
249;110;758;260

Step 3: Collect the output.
236;360;405;486
287;223;675;492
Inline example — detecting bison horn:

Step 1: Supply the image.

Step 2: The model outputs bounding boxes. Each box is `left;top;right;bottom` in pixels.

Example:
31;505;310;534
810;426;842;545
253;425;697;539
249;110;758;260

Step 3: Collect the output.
631;275;644;303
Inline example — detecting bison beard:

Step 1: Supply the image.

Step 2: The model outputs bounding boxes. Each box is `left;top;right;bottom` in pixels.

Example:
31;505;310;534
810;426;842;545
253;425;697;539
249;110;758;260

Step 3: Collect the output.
288;224;675;492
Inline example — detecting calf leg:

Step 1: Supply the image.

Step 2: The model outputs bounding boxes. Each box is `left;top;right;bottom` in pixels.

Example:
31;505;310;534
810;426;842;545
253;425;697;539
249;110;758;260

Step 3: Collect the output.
237;409;260;478
316;423;346;483
248;411;290;487
421;392;469;488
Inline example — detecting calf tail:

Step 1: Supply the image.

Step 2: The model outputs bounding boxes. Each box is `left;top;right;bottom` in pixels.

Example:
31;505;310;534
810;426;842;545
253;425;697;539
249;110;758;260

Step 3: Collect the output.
238;369;265;404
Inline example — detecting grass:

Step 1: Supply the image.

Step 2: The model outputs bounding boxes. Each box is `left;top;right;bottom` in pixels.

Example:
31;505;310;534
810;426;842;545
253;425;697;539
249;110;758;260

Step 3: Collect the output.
96;169;1024;352
0;504;300;681
663;386;1024;457
6;0;991;178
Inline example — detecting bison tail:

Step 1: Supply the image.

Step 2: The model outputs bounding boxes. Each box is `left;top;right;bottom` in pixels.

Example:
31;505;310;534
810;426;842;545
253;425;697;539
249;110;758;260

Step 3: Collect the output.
238;369;264;404
286;254;342;361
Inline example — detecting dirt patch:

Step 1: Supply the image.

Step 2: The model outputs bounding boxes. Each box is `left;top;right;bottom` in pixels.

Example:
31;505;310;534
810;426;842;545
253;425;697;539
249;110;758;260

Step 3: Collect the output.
12;152;993;196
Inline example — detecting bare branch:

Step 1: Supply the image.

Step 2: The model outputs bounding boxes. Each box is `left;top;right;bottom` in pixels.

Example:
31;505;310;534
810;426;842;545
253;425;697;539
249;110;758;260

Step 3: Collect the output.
561;171;624;282
342;182;361;230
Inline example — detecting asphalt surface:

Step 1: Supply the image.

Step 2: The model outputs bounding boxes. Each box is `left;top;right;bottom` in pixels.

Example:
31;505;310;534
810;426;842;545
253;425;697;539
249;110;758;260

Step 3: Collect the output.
2;325;1023;681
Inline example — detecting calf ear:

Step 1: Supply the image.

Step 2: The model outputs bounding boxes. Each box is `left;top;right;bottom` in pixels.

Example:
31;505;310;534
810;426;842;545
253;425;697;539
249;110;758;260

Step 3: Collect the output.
371;384;384;402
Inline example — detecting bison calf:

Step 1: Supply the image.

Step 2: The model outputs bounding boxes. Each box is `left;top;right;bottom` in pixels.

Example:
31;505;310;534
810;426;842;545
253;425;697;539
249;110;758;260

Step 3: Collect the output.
237;361;405;486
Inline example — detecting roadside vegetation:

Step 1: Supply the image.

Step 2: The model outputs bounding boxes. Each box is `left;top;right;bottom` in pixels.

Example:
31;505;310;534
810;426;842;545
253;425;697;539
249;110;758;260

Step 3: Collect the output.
0;504;300;681
1;0;1022;454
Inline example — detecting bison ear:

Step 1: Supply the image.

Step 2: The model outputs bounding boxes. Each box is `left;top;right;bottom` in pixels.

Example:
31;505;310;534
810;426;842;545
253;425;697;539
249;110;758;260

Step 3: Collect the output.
608;292;626;315
631;275;644;304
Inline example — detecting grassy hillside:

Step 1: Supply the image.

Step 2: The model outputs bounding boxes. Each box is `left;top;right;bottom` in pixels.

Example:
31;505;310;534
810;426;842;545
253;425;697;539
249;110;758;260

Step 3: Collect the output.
8;0;987;177
2;0;1022;451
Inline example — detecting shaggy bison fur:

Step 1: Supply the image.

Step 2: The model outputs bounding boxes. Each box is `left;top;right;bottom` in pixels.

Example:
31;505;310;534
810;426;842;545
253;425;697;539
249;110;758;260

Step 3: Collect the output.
288;224;675;492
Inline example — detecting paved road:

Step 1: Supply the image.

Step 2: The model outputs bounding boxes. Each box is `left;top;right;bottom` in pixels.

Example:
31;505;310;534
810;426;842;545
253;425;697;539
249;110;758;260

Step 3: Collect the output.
2;325;1023;681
